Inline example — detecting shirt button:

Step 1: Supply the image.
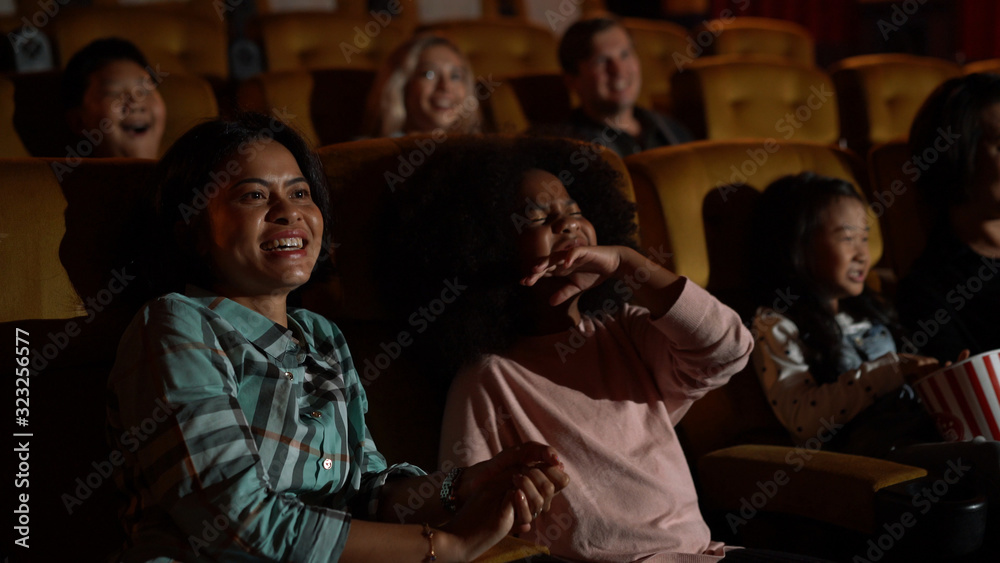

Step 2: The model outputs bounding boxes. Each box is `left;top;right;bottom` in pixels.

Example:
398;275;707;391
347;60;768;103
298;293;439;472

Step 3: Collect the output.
322;458;333;470
310;411;322;419
284;372;294;381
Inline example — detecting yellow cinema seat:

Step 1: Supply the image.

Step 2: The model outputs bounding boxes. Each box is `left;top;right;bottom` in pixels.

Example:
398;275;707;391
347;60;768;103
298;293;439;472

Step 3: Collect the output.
237;68;378;147
258;12;411;71
0;77;29;157
0;159;81;321
620;17;691;113
695;16;815;65
965;58;1000;75
53;7;228;78
671;55;839;144
419;19;560;79
625;139;875;292
867;140;936;281
830;54;961;156
90;0;222;24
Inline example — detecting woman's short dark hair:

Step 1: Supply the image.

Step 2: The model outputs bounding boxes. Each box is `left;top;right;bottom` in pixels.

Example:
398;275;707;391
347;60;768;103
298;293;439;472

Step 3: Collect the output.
62;37;150;111
134;112;332;301
381;135;637;378
558;17;627;75
909;72;1000;209
750;172;900;384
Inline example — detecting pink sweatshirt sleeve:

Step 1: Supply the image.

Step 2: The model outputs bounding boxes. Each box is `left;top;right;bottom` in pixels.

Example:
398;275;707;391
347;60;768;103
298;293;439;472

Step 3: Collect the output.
438;358;506;469
626;279;754;421
751;308;905;443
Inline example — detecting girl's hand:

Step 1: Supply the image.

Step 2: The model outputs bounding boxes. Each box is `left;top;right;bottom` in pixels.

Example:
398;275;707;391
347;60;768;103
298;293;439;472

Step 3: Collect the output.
454;442;569;531
521;245;625;306
898;353;941;384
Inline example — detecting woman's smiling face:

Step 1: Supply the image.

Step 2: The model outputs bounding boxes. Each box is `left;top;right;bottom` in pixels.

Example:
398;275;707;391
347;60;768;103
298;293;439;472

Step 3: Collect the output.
404;44;470;133
201;141;324;301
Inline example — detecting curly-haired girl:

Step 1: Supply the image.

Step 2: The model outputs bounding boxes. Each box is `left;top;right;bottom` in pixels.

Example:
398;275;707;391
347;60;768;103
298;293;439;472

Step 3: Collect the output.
383;136;766;562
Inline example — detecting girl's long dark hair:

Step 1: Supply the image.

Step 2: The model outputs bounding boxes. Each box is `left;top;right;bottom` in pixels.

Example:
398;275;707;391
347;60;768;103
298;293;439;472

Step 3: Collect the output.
749;172;902;384
378;135;638;381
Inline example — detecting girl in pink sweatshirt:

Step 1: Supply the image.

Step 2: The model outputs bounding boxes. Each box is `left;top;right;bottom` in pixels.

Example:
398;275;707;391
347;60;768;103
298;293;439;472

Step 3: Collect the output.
382;137;793;562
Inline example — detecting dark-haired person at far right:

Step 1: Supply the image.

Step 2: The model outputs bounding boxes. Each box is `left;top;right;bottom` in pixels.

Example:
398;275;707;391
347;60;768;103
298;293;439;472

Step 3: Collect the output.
897;73;1000;361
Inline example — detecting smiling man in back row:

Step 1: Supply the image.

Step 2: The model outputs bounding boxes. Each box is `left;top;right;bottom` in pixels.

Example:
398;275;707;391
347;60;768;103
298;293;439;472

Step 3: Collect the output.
536;16;692;157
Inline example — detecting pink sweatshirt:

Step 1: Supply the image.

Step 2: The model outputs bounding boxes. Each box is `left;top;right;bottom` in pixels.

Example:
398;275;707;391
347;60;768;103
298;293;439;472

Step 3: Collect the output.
439;280;753;562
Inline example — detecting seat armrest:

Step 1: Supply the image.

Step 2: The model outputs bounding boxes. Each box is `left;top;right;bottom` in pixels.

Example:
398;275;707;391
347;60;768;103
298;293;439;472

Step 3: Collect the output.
473;535;550;562
698;445;927;533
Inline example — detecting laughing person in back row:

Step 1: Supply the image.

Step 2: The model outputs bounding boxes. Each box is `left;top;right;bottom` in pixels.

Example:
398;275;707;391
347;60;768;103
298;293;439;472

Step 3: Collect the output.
62;37;166;159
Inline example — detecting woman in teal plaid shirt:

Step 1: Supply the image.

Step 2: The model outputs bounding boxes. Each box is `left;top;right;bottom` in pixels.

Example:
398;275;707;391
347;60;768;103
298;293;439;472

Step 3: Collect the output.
106;113;568;562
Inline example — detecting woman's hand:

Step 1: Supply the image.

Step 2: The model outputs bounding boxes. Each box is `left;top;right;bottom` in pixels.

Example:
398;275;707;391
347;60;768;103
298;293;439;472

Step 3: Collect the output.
521;246;625;306
898;353;941;384
454;443;568;529
431;443;568;561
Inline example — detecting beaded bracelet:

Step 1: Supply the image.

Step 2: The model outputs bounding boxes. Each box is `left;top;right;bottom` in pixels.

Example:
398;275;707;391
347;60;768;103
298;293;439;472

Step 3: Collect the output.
421;523;437;562
439;467;464;513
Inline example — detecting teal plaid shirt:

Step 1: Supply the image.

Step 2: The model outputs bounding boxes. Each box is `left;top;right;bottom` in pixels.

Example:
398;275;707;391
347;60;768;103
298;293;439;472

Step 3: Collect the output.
107;287;422;562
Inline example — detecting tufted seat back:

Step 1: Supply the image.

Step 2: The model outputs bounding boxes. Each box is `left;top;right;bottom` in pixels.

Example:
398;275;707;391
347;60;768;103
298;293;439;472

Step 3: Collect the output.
671;55;839;144
620;17;691;113
625;139;877;294
698;16;815;65
259;13;411;71
419;19;560;79
53;7;227;78
830;54;961;156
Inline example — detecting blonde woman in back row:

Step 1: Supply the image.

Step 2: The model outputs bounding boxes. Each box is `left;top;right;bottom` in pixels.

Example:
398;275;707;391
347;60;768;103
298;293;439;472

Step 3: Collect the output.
362;35;483;138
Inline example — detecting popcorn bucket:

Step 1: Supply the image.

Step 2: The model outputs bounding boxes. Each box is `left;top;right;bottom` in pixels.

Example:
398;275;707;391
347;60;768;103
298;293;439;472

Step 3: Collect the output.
913;350;1000;442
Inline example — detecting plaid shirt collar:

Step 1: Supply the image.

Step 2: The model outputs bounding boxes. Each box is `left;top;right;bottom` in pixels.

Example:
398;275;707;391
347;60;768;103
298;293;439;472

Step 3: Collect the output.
183;284;306;366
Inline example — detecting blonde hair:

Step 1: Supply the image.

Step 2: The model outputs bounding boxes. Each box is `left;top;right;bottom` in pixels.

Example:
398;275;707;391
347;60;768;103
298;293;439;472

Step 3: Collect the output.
362;34;483;137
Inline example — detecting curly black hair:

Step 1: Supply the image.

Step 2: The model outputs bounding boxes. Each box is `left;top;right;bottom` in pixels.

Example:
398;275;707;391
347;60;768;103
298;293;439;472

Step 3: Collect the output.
749;172;902;384
378;135;638;379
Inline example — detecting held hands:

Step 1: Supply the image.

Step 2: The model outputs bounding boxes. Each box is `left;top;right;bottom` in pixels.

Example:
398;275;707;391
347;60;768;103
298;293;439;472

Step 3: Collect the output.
443;443;569;559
